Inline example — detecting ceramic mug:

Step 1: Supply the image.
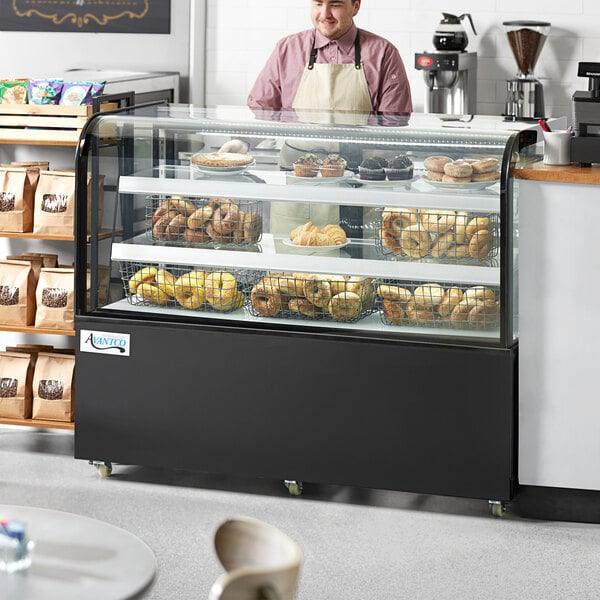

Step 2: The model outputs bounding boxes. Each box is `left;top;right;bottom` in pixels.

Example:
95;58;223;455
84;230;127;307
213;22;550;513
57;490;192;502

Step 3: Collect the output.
543;131;571;166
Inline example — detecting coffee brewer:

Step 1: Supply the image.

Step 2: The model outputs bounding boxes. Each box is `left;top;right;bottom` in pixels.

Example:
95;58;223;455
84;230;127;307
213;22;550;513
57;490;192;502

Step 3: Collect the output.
503;20;551;121
570;62;600;167
415;13;477;115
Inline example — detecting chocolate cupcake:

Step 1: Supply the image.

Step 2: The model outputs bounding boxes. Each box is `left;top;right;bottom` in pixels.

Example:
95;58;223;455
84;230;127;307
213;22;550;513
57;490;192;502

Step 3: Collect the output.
293;153;322;177
320;154;347;177
358;157;386;180
385;155;414;180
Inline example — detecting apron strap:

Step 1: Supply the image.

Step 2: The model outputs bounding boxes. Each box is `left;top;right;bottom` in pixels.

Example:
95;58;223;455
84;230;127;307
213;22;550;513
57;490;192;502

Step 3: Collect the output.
307;31;362;70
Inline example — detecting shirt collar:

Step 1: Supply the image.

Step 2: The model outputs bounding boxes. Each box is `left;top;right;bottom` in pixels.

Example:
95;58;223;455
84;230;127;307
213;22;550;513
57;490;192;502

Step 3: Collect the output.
314;23;357;54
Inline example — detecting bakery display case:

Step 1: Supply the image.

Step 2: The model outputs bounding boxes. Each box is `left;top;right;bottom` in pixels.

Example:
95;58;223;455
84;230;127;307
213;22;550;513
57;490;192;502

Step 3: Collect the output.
74;105;536;509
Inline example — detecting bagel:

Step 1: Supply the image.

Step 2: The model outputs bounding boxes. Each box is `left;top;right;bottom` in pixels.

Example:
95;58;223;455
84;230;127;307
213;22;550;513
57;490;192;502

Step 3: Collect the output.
443;160;473;178
425;170;444;182
152;212;177;239
450;300;472;329
136;282;170;306
380;227;402;255
405;299;436;324
303;274;332;308
174;271;206;310
466;217;490;240
288;297;321;317
400;225;431;258
251;282;282;317
329;275;367;297
454;211;470;244
413;283;444;307
469;229;493;259
210;290;245;312
155;269;177;298
430;231;455;258
382;208;417;233
128;266;158;294
376;284;412;304
437;287;464;318
468;299;499;329
212;202;240;235
463;286;496;304
164;214;187;240
471;158;499;174
329;292;362;322
187;205;213;230
420;209;456;235
206;222;232;243
243;212;261;244
424;156;452;173
445;244;470;258
275;273;305;297
204;272;237;307
382;298;405;324
471;170;500;182
183;227;211;244
442;174;472;183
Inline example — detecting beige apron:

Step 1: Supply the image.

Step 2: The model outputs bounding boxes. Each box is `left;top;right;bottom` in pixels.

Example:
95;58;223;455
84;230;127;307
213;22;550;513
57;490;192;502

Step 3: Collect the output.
271;33;373;235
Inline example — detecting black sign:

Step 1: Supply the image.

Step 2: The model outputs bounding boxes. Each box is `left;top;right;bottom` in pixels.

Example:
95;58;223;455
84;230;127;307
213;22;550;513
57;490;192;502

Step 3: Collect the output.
0;0;171;33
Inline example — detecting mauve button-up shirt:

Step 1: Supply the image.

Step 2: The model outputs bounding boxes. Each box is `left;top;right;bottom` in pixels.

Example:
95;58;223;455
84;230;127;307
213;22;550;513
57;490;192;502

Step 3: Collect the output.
248;24;412;115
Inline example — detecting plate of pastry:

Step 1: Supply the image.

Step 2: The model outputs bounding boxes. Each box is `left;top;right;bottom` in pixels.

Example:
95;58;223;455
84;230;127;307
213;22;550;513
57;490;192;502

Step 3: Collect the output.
191;151;256;174
286;170;354;183
351;175;418;187
422;177;499;191
282;239;351;252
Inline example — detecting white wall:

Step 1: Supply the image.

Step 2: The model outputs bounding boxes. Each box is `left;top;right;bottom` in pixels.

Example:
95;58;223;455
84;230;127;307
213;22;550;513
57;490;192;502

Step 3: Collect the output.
205;0;600;120
0;2;193;101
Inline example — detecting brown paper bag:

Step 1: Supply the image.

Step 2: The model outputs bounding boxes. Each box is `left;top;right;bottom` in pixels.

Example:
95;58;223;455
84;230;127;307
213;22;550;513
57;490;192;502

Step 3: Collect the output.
33;170;75;236
86;264;111;308
0;260;35;326
34;267;74;330
0;167;34;232
6;255;43;285
19;252;59;268
10;162;49;195
0;351;34;418
32;352;75;422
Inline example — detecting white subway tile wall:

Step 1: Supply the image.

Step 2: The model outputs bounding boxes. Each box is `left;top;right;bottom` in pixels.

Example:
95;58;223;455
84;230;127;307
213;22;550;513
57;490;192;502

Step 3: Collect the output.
206;0;600;121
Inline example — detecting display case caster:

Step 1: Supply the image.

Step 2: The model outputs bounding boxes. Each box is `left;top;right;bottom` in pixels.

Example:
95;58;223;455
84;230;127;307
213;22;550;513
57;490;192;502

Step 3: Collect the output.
90;460;113;478
284;480;303;496
488;500;506;517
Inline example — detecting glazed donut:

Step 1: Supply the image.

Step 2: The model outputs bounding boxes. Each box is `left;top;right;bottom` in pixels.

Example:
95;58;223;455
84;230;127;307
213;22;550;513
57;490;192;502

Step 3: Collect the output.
400;225;431;258
128;266;158;295
288;297;321;317
426;170;444;182
445;244;470;258
437;287;464;318
244;212;262;244
382;298;405;324
382;208;418;234
471;171;500;182
183;227;211;244
212;202;240;235
155;269;177;298
303;274;332;308
442;174;471;183
466;217;490;240
468;299;499;329
430;231;455;258
469;229;493;259
420;209;456;235
376;284;412;304
424;156;452;173
174;271;206;310
450;300;471;329
204;272;237;308
329;292;362;322
136;282;170;306
471;158;500;174
251;282;282;317
405;299;436;324
152;211;178;239
413;283;444;307
454;211;470;244
187;205;213;230
463;286;496;305
443;160;473;178
380;227;402;255
164;214;187;240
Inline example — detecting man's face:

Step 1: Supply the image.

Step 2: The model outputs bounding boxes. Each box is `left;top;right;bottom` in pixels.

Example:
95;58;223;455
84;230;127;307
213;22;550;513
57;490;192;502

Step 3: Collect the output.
311;0;360;40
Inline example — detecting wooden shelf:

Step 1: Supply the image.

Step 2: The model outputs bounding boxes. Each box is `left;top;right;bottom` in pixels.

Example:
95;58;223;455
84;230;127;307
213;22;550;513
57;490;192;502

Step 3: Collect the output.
0;229;115;242
0;416;74;430
0;324;75;336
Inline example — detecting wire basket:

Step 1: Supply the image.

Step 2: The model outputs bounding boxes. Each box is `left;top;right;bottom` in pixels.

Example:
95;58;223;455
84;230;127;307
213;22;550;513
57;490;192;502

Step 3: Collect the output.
375;208;499;265
374;279;500;330
146;195;262;246
245;271;376;323
119;261;250;313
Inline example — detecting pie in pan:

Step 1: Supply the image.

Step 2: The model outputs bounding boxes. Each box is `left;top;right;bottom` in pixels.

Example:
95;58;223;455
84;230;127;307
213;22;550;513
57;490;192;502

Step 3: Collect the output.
191;152;254;167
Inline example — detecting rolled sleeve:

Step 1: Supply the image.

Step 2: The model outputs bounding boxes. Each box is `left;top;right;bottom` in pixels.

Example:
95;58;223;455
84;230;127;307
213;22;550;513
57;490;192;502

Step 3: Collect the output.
376;46;413;115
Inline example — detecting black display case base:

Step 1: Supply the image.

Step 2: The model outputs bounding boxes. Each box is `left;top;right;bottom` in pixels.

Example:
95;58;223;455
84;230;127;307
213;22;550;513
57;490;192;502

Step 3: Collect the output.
518;485;600;524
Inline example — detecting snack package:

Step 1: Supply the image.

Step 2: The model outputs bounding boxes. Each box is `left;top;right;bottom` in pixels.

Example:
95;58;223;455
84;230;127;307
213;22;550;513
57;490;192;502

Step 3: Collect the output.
0;80;28;104
27;79;63;105
59;82;92;106
34;267;75;331
31;352;75;422
0;351;34;419
0;167;34;233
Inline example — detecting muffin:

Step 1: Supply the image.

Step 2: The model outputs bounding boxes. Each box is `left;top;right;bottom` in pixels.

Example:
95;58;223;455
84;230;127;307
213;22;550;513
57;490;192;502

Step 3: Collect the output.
358;157;386;180
385;155;414;180
293;153;322;177
320;154;347;177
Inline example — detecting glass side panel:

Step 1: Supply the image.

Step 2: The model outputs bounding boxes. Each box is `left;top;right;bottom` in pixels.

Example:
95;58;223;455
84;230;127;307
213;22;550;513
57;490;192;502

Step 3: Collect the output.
82;105;526;347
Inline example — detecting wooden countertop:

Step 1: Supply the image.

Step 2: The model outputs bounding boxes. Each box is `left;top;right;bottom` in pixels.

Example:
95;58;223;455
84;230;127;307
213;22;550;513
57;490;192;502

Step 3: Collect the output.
515;161;600;185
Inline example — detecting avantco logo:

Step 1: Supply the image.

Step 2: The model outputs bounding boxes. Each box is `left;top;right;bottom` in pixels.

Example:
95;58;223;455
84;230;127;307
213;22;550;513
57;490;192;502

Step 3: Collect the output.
80;330;130;356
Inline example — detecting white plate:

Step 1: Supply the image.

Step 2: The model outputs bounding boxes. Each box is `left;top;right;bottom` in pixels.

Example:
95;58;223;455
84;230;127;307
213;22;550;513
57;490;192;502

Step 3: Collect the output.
351;175;418;187
282;239;351;252
191;159;256;175
286;171;354;183
421;177;499;191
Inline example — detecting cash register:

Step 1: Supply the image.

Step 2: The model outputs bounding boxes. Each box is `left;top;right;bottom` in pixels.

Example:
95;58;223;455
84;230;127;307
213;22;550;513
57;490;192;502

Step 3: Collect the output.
571;61;600;166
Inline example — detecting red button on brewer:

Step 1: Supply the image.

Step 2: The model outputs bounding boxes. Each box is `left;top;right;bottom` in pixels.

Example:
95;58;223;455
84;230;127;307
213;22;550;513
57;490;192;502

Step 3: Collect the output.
417;56;434;67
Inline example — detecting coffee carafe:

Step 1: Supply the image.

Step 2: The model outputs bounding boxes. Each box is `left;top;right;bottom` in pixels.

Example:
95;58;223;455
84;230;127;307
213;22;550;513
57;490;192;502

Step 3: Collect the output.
433;13;477;51
503;20;551;121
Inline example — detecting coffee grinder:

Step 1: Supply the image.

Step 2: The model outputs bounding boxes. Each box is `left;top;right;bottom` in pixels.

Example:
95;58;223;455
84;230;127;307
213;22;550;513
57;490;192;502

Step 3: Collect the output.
415;13;478;115
503;20;551;120
570;62;600;167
